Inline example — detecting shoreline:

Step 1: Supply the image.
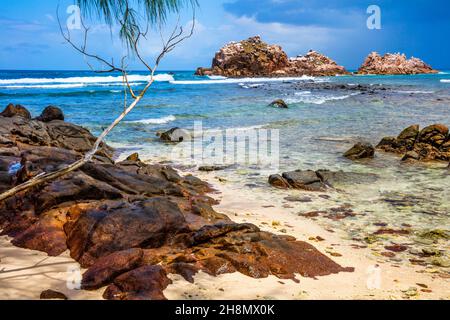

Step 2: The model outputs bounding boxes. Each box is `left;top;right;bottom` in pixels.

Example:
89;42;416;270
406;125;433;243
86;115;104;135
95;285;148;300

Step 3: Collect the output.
1;168;448;300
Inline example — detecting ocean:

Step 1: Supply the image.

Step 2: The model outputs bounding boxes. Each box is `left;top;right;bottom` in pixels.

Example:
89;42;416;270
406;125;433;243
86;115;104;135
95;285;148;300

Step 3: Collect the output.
0;70;449;258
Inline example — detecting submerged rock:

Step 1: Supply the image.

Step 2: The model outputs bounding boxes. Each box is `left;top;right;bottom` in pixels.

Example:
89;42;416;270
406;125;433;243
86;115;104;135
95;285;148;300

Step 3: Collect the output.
158;127;191;143
196;36;348;77
269;99;288;109
344;142;375;160
269;169;378;191
357;52;438;75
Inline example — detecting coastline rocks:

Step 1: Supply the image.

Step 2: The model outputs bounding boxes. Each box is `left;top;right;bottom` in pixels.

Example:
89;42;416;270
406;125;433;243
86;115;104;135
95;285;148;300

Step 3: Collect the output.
269;99;288;109
288;50;348;77
344;142;375;160
357;52;438;75
377;124;450;162
0;105;353;300
196;36;348;78
0;103;32;119
158;127;191;143
269;169;378;191
35;106;64;122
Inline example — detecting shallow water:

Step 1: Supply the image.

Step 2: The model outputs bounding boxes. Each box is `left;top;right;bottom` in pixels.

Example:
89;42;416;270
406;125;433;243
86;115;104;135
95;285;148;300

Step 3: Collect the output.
1;70;449;267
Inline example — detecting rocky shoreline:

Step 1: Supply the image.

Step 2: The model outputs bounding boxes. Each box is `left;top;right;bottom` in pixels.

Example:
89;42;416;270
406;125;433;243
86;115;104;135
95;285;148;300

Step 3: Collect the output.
196;36;438;77
0;104;354;300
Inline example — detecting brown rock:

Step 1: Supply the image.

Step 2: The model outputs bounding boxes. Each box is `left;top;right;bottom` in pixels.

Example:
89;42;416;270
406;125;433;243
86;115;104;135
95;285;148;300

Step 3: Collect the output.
0;103;31;119
269;99;288;109
358;52;438;75
82;249;144;290
344;142;375;160
196;36;348;78
35;106;64;122
40;290;68;300
268;174;290;189
103;265;171;300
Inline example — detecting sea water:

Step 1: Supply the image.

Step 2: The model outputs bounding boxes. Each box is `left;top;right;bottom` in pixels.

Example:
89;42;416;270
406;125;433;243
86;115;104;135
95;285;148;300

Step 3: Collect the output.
0;70;449;264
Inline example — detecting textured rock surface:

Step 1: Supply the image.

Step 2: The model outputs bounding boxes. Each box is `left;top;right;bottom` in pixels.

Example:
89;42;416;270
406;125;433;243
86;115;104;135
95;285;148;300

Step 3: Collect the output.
36;106;65;122
0;105;354;300
377;124;450;162
344;142;375;160
269;169;378;191
196;36;348;77
358;52;438;75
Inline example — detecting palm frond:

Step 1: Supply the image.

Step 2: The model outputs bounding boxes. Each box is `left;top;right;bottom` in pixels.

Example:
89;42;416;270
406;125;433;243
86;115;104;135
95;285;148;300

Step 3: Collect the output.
76;0;197;48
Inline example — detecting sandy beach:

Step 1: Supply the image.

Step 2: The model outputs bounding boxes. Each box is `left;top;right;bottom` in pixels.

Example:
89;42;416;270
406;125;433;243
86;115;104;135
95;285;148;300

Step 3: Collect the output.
1;170;448;300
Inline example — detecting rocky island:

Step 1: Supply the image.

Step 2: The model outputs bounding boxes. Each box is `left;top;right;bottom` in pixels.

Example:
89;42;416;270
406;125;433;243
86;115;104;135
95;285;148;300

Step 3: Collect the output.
357;52;438;75
195;36;349;77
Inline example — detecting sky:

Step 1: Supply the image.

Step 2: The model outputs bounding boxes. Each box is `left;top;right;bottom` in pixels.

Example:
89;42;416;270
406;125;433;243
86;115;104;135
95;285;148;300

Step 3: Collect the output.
0;0;449;71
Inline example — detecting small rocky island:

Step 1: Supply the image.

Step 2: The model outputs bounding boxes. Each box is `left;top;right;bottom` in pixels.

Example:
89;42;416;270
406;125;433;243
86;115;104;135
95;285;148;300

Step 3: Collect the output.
0;104;353;300
196;36;438;77
357;52;438;75
195;36;349;77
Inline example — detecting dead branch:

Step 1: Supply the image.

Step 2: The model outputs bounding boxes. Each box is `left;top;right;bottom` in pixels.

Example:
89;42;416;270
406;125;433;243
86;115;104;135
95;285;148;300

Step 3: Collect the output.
0;4;196;203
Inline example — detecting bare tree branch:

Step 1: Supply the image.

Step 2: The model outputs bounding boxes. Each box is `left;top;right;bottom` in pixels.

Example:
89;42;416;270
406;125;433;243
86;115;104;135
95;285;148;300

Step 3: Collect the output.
0;4;196;203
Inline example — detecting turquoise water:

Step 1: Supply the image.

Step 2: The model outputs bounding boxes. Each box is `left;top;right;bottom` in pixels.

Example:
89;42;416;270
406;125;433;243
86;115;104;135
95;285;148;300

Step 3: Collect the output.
1;70;449;264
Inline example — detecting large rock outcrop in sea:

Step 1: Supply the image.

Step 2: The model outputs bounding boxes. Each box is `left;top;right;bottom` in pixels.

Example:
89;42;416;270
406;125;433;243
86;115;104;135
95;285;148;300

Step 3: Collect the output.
195;36;349;77
377;124;450;162
0;104;353;300
357;52;438;75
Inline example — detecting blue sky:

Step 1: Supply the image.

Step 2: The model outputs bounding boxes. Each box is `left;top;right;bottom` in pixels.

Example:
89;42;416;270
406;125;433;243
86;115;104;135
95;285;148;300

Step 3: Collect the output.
0;0;449;70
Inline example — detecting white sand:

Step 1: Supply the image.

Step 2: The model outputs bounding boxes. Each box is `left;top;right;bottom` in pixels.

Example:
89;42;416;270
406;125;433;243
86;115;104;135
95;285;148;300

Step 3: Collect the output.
0;174;448;300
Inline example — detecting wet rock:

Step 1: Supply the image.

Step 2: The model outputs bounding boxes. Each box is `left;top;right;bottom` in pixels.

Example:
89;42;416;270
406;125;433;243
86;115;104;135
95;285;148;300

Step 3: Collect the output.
0;103;31;119
344;142;375;160
284;196;312;203
268;174;290;189
282;170;326;191
357;52;438;75
103;265;172;300
377;124;449;162
125;153;140;162
385;245;408;252
198;165;231;172
35;106;64;122
82;249;144;290
195;36;348;77
270;169;378;191
40;290;68;300
158;127;191;143
402;151;420;161
269;99;288;109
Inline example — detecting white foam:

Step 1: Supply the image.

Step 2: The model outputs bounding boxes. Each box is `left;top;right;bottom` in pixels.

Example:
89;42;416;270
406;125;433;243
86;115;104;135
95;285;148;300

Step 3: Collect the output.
0;74;174;85
441;79;450;83
171;75;320;85
207;75;228;80
287;92;357;105
127;115;176;125
394;90;435;94
0;83;86;89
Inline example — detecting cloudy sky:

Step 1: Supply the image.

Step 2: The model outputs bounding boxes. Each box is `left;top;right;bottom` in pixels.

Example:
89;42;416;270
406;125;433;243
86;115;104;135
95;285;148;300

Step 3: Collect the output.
0;0;449;70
